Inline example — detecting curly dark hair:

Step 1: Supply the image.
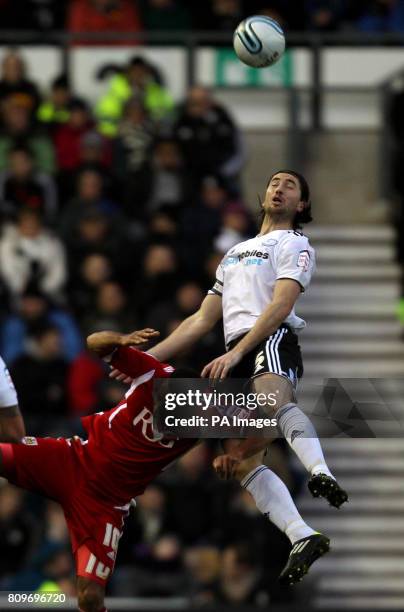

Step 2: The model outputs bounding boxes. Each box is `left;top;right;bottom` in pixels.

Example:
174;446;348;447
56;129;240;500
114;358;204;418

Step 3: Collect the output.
261;169;313;230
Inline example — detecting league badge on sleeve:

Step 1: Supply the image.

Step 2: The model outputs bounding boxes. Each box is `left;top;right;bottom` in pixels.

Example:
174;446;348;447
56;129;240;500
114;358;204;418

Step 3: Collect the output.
297;250;310;272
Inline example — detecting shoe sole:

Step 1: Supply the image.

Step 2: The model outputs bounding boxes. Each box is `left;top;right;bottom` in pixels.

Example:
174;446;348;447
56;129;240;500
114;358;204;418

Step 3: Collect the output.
279;536;331;586
308;475;348;508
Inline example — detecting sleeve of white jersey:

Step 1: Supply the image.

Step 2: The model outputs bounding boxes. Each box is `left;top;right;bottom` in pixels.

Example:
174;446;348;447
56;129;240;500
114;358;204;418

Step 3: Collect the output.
275;235;316;292
0;356;18;408
207;258;225;297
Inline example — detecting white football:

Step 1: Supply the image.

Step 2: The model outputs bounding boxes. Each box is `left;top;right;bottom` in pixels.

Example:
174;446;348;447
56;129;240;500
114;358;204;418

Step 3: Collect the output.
233;15;285;68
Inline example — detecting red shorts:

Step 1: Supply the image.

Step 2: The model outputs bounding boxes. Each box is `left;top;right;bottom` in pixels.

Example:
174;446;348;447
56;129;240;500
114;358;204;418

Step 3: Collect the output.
0;437;128;586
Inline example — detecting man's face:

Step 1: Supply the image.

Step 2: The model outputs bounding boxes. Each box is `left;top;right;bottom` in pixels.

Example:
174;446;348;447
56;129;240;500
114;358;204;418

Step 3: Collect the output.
263;172;305;221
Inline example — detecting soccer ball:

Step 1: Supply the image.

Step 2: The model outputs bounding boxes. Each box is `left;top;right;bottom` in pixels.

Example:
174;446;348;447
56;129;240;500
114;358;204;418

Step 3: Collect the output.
233;15;285;68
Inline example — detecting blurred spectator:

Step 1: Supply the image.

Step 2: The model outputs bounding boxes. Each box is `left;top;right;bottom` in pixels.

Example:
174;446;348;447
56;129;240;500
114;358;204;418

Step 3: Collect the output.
115;485;188;596
194;0;245;35
148;206;180;242
3;540;74;594
306;0;345;31
0;484;36;578
67;0;143;46
146;279;203;337
96;56;173;136
141;0;192;40
134;243;179;317
0;1;66;31
213;543;269;606
163;445;219;544
0;285;83;364
0;208;66;303
0;97;55;173
0;50;40;119
251;1;305;30
146;138;190;213
113;98;156;220
52;98;93;173
174;86;245;189
355;0;404;32
0;145;57;224
60;169;120;238
184;545;221;604
180;175;231;272
10;325;69;427
214;203;251;253
68;252;114;319
37;75;72;127
80;280;138;335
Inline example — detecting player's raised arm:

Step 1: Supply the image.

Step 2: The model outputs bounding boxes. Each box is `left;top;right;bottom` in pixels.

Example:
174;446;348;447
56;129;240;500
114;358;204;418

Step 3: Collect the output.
86;328;160;358
148;294;223;362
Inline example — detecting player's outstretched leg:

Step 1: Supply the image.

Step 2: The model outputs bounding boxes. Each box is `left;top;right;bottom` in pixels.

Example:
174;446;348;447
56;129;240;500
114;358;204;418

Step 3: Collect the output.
77;577;106;612
234;452;330;585
252;374;348;508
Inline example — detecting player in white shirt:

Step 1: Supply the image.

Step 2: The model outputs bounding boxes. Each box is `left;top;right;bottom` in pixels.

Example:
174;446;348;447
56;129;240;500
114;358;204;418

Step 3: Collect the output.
111;170;347;583
0;355;25;442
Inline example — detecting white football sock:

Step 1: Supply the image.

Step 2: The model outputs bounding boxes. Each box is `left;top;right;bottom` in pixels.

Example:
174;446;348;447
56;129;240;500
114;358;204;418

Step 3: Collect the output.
241;465;316;544
276;402;334;479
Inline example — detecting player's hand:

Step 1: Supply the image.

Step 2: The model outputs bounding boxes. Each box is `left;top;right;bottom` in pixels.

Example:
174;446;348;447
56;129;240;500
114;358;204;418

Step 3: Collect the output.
213;453;241;480
119;328;160;347
109;368;133;384
201;350;242;379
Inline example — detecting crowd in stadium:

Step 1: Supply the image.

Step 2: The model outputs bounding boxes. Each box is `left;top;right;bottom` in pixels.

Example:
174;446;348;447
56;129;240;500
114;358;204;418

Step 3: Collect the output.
0;46;309;605
0;1;404;36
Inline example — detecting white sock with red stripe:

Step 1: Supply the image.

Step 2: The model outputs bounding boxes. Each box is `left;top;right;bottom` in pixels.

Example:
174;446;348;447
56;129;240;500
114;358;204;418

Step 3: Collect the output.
276;402;334;479
241;465;316;544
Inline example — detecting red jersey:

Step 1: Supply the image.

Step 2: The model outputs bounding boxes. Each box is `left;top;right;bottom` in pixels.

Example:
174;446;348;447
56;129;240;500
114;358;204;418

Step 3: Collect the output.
77;348;196;506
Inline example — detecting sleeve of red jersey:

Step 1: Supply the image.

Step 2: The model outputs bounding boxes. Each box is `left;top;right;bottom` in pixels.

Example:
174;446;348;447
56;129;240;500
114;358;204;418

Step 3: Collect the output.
110;347;174;380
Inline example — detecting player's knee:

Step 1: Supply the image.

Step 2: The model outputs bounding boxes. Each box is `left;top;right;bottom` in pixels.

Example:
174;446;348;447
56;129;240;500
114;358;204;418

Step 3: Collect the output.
234;451;265;482
252;374;294;415
77;580;104;612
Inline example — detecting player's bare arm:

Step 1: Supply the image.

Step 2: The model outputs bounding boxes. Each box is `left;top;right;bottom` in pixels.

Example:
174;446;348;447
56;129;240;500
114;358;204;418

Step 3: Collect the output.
87;328;160;358
148;294;223;362
0;405;25;443
202;278;301;379
0;356;25;442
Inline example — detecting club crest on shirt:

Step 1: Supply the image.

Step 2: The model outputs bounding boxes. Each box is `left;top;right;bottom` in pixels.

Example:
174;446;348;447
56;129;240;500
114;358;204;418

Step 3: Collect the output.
22;436;38;446
297;250;310;272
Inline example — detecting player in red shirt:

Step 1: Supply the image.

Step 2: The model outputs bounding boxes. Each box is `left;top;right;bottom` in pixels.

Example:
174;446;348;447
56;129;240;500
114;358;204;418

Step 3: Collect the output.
0;328;201;612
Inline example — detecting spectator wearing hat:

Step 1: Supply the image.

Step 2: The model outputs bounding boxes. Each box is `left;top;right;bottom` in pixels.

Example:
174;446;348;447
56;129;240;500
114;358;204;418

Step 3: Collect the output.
96;56;173;136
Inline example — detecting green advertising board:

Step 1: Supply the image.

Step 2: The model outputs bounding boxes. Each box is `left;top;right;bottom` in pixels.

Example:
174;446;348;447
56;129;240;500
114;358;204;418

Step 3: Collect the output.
215;48;293;87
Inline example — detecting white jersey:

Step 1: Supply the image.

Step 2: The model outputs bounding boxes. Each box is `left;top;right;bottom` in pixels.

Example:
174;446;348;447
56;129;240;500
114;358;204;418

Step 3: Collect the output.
0;355;18;408
209;230;315;347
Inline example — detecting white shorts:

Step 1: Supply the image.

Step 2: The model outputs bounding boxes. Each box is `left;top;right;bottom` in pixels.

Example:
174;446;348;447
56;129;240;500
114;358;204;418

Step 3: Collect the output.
0;356;18;408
